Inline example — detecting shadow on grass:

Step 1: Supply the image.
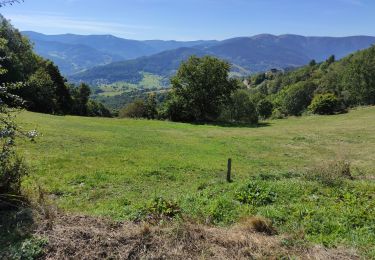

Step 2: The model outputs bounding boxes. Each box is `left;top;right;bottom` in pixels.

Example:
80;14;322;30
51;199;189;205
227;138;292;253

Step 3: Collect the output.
191;121;271;128
0;205;37;259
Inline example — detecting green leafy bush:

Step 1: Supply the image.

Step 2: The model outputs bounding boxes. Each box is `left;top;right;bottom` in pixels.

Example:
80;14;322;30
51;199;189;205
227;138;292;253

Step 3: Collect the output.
119;94;158;119
135;197;181;223
9;237;48;260
221;89;259;124
1;75;34;207
236;181;277;206
119;98;146;118
308;93;340;115
207;197;238;224
271;108;286;119
280;82;316;116
257;99;273;119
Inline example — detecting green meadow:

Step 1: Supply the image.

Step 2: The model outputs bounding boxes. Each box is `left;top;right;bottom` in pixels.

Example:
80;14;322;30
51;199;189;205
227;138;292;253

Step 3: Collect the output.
97;72;166;98
17;107;375;256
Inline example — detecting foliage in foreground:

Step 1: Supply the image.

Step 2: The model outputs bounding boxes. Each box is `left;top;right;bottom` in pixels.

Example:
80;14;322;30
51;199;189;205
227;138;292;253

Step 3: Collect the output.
0;15;111;117
125;160;374;257
0;40;34;205
179;171;374;257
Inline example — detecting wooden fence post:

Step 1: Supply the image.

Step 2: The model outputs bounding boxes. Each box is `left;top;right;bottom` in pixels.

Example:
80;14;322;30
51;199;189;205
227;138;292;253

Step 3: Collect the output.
227;158;232;182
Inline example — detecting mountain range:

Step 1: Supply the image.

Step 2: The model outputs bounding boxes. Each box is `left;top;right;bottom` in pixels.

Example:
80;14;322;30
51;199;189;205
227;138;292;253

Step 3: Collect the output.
23;31;217;75
23;31;375;86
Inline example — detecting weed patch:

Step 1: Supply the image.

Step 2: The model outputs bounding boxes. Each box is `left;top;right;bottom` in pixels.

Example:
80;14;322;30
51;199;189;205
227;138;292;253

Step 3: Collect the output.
304;159;353;186
235;181;277;206
134;197;181;224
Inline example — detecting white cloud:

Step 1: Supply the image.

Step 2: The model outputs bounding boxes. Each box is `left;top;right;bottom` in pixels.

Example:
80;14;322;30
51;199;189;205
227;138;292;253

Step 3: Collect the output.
5;13;154;37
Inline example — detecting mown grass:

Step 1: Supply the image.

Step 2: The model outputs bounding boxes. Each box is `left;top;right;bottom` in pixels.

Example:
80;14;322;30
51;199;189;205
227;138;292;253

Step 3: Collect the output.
16;106;375;256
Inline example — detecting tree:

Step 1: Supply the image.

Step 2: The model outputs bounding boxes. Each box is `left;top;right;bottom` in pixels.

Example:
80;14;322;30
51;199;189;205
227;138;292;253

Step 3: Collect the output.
222;89;258;124
326;55;335;65
119;99;146;118
24;68;57;113
279;81;316;116
257;99;273;119
0;33;35;204
309;60;317;66
144;93;158;119
73;83;91;116
0;15;37;84
309;93;340;115
252;73;266;85
86;100;112;117
167;56;238;122
44;61;72;114
341;47;375;106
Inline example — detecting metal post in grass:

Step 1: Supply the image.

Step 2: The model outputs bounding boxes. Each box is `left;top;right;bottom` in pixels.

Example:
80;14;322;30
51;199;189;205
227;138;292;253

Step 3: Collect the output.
227;158;232;182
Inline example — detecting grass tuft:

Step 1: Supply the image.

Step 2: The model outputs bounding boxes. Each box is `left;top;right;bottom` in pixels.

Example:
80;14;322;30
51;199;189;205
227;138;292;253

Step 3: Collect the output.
241;216;277;235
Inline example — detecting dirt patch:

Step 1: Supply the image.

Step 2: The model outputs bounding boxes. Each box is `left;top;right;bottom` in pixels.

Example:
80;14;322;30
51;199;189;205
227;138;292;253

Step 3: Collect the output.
34;213;359;260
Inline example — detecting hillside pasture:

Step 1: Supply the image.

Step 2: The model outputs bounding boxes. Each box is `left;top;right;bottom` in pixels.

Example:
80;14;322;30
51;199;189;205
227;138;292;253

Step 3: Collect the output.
17;107;375;256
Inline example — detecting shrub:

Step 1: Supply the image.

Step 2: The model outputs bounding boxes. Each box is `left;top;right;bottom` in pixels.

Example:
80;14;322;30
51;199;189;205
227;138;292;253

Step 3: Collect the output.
236;181;277;206
119;98;146;118
257;99;273;119
9;237;48;260
119;94;159;119
0;157;28;197
279;82;316;116
135;197;181;224
86;100;112;117
1;83;34;207
221;90;258;124
207;197;238;224
304;160;353;186
308;93;340;115
271;108;286;119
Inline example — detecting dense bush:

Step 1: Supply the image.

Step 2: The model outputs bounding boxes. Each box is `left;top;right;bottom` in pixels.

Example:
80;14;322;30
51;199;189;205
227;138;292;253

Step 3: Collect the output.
248;47;375;117
119;93;158;119
0;83;34;206
0;24;39;206
279;82;316;116
87;100;112;117
257;99;273;119
340;47;375;106
119;99;146;118
308;93;340;115
221;90;258;124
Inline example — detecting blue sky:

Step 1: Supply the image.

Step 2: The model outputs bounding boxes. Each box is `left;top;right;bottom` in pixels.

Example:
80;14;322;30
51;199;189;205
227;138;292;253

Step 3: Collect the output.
1;0;374;40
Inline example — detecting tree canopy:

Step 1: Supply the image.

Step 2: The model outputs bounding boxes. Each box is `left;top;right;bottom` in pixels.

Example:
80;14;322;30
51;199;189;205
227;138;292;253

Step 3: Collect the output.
166;56;238;122
0;15;111;117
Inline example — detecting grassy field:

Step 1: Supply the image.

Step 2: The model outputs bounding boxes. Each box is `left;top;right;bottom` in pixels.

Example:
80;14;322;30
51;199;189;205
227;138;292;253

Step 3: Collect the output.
17;107;375;256
97;72;167;97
